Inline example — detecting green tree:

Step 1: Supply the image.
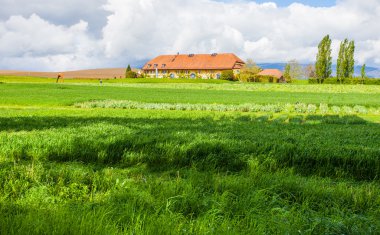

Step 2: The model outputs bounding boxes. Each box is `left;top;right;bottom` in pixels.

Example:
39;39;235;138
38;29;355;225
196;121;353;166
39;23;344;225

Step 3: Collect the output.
239;59;262;82
361;64;366;84
315;35;332;83
337;39;355;83
284;63;291;82
125;64;137;78
337;39;348;84
347;40;355;78
220;70;235;81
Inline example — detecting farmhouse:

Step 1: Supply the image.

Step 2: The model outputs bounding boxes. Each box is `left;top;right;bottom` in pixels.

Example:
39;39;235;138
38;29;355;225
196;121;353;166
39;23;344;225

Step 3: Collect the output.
142;53;245;79
257;69;286;83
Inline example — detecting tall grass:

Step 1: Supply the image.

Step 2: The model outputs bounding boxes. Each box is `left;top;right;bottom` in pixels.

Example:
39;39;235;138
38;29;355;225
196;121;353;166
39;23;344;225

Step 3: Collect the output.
0;80;379;234
0;108;379;234
75;100;380;115
1;83;380;108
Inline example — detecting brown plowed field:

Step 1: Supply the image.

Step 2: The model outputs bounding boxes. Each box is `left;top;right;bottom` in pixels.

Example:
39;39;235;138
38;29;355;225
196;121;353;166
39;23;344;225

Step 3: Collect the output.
0;68;132;79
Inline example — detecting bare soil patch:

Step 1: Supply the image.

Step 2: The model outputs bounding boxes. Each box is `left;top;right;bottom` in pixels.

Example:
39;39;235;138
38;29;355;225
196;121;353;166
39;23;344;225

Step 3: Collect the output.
0;68;128;79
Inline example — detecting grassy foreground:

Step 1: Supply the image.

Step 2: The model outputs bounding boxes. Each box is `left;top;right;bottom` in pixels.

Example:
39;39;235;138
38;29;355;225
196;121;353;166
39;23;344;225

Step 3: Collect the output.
0;78;379;234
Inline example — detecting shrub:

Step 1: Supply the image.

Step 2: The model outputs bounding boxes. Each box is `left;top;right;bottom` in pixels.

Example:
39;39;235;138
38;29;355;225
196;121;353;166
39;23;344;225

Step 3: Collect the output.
309;77;380;85
238;73;255;82
308;78;319;84
323;78;338;84
125;71;137;78
364;78;380;85
220;70;235;81
256;75;276;83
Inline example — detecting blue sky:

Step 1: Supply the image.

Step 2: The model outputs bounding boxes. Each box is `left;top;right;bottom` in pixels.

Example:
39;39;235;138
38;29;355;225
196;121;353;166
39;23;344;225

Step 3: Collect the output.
254;0;336;7
217;0;336;7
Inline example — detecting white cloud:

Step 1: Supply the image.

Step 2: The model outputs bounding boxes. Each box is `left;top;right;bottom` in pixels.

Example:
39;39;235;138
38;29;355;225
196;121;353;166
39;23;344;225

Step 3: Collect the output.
0;0;379;71
0;14;103;71
101;0;380;67
0;0;108;36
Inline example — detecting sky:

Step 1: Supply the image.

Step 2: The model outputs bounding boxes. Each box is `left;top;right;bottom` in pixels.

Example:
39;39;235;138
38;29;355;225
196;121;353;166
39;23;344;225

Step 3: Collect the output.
0;0;379;71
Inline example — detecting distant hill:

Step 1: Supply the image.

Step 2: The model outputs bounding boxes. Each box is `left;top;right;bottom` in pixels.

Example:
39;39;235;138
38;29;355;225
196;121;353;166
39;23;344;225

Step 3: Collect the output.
257;63;380;78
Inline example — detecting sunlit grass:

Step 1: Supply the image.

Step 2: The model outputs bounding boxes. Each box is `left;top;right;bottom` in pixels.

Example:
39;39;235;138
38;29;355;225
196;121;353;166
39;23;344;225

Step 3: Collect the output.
0;80;379;234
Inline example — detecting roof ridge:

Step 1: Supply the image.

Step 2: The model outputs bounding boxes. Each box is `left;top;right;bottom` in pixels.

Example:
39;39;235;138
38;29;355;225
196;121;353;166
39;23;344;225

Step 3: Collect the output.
143;53;245;70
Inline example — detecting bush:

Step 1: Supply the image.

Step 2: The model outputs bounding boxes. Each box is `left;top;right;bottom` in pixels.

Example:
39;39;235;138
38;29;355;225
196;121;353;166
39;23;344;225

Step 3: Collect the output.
251;75;277;83
308;78;318;84
309;77;380;85
323;78;338;84
125;71;138;78
364;78;380;85
220;70;235;81
238;73;255;82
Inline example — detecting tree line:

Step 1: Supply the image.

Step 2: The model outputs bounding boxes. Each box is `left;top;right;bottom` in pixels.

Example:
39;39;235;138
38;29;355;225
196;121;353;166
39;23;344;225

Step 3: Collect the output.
314;35;367;84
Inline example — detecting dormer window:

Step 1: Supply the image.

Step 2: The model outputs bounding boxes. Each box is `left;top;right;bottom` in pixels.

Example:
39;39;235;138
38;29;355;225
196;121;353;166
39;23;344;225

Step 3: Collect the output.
147;64;152;68
154;64;158;68
162;64;166;68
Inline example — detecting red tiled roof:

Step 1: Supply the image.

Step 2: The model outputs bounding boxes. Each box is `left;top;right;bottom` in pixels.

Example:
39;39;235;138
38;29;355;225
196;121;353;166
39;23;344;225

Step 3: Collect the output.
257;69;283;79
142;53;245;70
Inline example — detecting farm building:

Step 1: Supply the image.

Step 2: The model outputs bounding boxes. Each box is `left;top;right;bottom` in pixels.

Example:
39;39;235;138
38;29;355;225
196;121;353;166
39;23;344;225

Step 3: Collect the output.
142;53;245;79
257;69;286;83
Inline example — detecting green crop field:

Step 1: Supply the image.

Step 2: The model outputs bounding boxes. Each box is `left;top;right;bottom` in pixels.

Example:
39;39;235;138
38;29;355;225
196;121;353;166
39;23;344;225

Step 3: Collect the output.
0;76;379;234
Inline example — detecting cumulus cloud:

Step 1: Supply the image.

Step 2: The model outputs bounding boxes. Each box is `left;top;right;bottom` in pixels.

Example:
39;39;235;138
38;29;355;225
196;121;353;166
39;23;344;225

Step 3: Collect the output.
101;0;380;67
0;14;102;71
0;0;108;36
0;0;379;71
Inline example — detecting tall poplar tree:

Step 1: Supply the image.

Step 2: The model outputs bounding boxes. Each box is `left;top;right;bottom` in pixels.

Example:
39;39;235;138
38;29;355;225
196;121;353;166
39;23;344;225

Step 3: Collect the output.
337;39;355;82
347;41;355;78
315;35;332;83
361;64;366;83
337;39;348;83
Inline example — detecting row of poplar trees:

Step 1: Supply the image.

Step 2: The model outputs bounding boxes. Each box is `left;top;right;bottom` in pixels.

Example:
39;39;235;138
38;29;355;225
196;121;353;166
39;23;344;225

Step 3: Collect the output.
315;35;364;83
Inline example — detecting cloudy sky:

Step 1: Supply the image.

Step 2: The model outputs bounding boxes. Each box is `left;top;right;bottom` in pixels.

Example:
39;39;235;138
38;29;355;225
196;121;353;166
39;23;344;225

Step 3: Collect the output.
0;0;379;71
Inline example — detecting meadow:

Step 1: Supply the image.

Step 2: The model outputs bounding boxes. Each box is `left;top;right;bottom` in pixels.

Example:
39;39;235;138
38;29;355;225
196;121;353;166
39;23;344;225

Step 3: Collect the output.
0;76;379;234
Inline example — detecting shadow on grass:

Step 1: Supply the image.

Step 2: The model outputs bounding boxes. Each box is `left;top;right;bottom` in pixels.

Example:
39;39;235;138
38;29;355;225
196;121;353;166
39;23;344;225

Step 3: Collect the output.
0;114;371;132
1;114;379;180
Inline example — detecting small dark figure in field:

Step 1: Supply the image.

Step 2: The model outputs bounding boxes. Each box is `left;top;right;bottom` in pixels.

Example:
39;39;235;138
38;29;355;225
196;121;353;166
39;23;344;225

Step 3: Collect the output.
56;73;64;83
99;79;103;85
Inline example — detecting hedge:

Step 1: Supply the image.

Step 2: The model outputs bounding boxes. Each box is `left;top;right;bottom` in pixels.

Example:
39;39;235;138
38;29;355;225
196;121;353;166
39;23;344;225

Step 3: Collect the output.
308;78;380;85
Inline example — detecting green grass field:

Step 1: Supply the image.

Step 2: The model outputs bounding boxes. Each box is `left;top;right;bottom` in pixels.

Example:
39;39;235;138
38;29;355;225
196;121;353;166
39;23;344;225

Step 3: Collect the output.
0;76;379;234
